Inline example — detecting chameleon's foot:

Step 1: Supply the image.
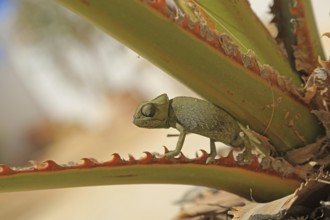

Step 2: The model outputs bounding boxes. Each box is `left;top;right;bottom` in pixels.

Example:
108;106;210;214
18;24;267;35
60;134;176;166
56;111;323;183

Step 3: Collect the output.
206;139;217;164
164;150;180;158
206;152;216;164
236;148;253;165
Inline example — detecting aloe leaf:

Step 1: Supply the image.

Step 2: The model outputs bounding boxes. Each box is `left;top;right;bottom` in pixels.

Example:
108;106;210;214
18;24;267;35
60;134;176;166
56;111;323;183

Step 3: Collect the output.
271;0;326;73
189;0;300;83
56;0;324;153
0;155;300;202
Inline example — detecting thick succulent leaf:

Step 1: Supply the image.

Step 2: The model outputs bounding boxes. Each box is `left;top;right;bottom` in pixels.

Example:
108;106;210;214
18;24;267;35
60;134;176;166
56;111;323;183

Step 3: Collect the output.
191;0;300;83
271;0;326;74
0;152;300;202
56;0;324;153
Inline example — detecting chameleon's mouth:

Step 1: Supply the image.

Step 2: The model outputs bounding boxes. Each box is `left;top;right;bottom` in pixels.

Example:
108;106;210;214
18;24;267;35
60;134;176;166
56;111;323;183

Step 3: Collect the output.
133;116;167;128
132;117;144;127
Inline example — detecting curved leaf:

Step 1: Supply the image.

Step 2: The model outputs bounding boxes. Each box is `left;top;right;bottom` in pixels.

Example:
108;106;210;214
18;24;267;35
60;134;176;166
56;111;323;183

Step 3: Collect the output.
56;0;324;153
0;153;300;202
271;0;325;73
191;0;300;83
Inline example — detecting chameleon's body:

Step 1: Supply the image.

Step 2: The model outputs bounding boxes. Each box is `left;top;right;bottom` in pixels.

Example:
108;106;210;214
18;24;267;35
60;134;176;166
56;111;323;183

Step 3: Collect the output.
169;97;240;145
133;94;243;161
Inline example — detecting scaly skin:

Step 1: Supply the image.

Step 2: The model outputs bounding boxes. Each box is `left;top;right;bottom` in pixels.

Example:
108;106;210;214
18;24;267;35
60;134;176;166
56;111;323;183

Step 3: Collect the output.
133;94;244;162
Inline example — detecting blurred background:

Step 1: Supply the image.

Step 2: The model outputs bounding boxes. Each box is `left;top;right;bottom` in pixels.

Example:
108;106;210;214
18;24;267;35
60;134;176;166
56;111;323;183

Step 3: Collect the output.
0;0;329;219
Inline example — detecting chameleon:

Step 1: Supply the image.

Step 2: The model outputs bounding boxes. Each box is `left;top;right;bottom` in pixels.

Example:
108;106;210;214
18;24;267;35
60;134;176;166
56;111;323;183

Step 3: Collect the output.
133;94;244;162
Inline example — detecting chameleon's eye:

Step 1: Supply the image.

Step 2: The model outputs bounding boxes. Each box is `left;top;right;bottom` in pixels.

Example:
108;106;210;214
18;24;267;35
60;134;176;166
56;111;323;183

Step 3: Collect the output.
141;103;156;117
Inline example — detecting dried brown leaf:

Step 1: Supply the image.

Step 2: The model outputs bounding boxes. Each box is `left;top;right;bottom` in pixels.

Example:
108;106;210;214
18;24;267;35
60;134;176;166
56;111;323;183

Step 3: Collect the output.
283;111;330;178
176;190;246;220
229;173;330;220
229;194;295;220
303;68;330;110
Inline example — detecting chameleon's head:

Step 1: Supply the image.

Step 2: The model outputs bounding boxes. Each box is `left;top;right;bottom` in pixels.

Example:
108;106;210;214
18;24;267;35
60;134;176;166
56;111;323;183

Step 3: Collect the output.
133;94;170;128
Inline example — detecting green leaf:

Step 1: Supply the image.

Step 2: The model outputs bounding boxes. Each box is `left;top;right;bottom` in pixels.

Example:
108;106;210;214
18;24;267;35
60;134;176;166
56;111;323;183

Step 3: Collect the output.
0;156;300;202
190;0;301;83
271;0;326;73
56;0;324;153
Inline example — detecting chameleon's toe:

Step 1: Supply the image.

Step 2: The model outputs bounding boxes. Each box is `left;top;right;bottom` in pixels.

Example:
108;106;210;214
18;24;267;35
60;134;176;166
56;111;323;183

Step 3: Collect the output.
206;152;216;164
164;150;180;158
206;155;216;164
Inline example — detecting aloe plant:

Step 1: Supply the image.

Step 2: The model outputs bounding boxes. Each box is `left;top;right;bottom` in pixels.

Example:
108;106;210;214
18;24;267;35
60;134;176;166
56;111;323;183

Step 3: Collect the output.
1;0;329;219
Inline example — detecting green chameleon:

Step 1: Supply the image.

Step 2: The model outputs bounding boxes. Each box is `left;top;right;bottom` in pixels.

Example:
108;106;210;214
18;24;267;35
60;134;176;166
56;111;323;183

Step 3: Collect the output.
133;94;244;162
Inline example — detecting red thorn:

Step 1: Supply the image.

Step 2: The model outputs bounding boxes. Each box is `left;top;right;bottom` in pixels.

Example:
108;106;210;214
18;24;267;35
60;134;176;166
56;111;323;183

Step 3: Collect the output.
140;152;155;164
195;150;208;164
79;158;98;168
0;165;15;175
215;150;236;166
102;154;124;166
41;160;64;171
178;152;188;161
163;146;169;153
128;154;136;163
